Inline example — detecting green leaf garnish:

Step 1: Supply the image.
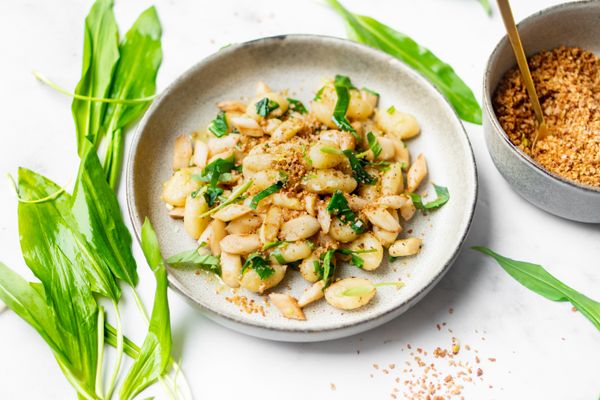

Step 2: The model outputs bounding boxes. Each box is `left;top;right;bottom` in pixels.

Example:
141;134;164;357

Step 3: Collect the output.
255;97;279;117
250;180;284;209
332;74;359;139
194;155;238;206
327;0;482;125
166;248;220;275
314;86;326;101
270;251;287;265
262;240;287;251
242;253;274;280
473;247;600;330
409;184;450;210
327;190;365;233
287;97;308;114
341;281;404;297
386;105;396;114
199;179;254;218
362;86;379;97
336;248;376;268
343;149;376;184
320;250;336;286
208;110;229;138
320;146;376;185
366;131;382;159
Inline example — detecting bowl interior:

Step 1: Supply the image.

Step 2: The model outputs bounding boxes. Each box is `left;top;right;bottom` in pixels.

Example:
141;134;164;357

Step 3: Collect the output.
484;0;600;192
127;35;477;336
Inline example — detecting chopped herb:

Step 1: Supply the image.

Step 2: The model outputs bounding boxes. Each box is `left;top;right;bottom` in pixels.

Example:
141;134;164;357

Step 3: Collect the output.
166;248;220;275
286;97;308;114
388;255;400;263
332;75;359;139
262;240;287;251
343;149;376;184
387;105;396;114
336;248;377;268
204;187;224;207
313;260;323;280
250;180;284;209
362;87;380;98
366;132;382;159
198;179;254;218
320;249;336;285
194;155;237;206
326;190;365;233
255;97;279;117
342;281;404;297
208;111;229;137
270;251;287;265
242;253;274;280
320;147;377;185
314;86;325;101
409;184;450;210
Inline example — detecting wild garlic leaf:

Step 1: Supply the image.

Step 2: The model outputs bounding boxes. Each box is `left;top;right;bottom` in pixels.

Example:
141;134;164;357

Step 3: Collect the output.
18;167;120;301
242;253;274;280
409;184;450;210
72;145;139;288
121;219;172;400
320;250;337;285
255;97;279;117
166;248;220;275
262;240;287;251
72;0;120;155
327;190;365;233
366;131;382;159
474;247;600;330
332;75;358;137
250;181;284;209
342;149;377;185
0;262;64;358
286;97;308;114
479;0;492;16
17;169;101;398
327;0;482;124
101;6;162;188
208;110;229;137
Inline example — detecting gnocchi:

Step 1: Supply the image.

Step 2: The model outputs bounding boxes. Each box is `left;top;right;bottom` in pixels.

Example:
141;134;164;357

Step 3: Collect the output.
162;77;447;320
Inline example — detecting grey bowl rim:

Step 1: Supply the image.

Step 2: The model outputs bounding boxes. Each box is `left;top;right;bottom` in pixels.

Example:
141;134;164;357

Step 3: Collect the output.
483;0;600;194
126;33;478;335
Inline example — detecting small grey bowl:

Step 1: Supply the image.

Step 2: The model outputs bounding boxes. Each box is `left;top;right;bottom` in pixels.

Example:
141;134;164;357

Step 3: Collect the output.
483;0;600;223
127;34;477;341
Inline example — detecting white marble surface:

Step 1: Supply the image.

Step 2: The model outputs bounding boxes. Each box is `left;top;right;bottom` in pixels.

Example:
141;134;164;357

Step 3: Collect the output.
0;0;598;399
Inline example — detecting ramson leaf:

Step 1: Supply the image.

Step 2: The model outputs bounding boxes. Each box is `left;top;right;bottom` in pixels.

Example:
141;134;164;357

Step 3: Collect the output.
208;111;229;138
166;248;221;275
101;6;162;188
474;247;600;331
120;219;172;400
409;184;450;210
72;144;138;288
72;0;120;155
327;0;482;124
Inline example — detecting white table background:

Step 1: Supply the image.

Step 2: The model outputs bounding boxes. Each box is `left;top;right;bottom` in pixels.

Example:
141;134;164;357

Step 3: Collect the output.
1;0;598;399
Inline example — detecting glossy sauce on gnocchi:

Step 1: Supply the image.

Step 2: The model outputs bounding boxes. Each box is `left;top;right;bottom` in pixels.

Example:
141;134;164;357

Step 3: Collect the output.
161;77;436;320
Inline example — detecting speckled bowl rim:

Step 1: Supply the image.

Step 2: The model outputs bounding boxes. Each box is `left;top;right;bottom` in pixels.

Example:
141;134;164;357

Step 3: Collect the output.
126;34;478;335
483;0;600;194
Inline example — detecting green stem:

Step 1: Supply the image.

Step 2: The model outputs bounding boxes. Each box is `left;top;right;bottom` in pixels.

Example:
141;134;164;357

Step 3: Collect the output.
130;287;192;400
198;179;254;218
105;128;124;190
33;70;155;104
95;306;105;399
104;302;123;400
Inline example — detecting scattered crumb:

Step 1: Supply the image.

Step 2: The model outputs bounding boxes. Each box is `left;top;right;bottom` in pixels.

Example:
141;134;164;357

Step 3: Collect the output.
330;383;336;391
477;368;483;377
225;295;266;316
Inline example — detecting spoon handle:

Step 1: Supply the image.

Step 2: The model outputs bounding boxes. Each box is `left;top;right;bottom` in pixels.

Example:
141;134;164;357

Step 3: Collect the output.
497;0;546;134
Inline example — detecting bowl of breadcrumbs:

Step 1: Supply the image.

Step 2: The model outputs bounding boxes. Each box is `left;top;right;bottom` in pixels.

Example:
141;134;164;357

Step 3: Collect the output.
483;0;600;223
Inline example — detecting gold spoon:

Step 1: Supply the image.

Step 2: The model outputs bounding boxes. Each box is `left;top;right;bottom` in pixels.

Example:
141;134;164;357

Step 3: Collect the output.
497;0;548;150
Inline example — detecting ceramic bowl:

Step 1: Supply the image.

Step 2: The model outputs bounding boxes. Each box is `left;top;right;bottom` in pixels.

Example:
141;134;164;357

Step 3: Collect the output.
126;35;477;342
483;0;600;223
